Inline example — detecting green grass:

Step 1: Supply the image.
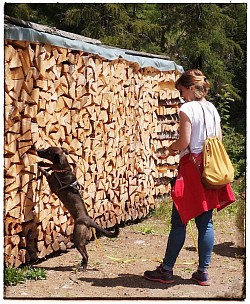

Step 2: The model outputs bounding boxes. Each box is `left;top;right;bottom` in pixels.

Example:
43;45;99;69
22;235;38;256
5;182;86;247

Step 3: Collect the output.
129;199;173;235
136;226;156;235
4;266;46;286
152;199;173;222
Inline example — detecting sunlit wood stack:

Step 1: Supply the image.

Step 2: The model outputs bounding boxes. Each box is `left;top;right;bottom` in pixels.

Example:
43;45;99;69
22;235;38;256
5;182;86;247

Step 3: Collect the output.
4;38;181;267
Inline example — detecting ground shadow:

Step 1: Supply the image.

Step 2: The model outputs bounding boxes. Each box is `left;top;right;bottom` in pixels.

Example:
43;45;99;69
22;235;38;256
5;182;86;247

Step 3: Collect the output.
40;265;76;272
213;242;245;258
186;242;245;259
78;273;194;290
35;265;195;289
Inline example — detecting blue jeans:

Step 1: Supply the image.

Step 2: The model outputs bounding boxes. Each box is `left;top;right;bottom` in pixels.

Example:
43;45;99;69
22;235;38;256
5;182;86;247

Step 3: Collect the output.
162;204;214;272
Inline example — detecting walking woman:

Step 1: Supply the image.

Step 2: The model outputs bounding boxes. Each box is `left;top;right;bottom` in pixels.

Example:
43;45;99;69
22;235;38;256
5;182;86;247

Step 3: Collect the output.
144;69;235;286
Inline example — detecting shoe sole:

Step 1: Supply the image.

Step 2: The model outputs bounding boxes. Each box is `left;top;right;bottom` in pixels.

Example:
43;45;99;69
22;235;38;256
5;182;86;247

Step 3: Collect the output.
144;275;175;284
191;277;210;286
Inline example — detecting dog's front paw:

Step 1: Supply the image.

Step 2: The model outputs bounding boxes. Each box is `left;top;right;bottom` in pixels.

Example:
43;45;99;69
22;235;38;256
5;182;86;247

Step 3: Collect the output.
38;166;49;177
38;166;45;173
80;259;88;272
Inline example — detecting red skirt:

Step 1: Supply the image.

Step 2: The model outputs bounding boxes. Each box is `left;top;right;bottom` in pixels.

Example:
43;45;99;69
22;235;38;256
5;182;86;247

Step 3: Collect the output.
171;153;236;224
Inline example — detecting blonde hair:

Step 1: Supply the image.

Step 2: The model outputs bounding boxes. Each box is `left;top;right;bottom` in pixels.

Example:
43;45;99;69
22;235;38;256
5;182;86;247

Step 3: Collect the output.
175;69;210;100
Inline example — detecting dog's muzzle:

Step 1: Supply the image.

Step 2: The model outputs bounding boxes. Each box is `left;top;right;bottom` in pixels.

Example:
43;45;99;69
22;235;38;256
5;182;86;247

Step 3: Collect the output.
37;149;47;157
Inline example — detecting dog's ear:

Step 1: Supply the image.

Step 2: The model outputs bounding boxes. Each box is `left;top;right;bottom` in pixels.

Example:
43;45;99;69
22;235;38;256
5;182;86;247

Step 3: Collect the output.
53;154;68;166
62;148;69;155
53;154;61;164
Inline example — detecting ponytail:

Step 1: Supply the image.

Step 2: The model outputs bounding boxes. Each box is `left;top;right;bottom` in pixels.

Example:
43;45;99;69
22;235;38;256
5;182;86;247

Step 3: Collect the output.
175;69;210;100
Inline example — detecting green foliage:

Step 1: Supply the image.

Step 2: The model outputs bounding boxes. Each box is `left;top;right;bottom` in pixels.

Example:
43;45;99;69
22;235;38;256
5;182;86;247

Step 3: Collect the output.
168;4;244;95
4;266;46;286
213;84;240;123
232;177;246;233
4;267;24;286
223;128;245;179
211;84;245;179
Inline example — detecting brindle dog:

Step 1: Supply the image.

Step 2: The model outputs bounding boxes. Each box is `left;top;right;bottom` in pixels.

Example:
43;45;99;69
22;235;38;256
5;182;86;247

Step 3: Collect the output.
37;147;119;270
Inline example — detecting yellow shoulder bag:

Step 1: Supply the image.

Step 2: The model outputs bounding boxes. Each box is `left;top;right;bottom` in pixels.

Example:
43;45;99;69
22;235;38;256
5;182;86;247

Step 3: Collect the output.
191;103;234;189
202;136;234;189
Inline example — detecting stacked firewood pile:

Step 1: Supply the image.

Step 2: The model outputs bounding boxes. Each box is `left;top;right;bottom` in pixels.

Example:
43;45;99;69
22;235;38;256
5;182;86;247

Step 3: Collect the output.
4;38;181;267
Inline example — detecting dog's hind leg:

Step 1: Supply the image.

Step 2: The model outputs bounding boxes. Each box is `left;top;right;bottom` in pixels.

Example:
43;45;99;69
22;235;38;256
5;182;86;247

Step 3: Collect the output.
73;221;90;271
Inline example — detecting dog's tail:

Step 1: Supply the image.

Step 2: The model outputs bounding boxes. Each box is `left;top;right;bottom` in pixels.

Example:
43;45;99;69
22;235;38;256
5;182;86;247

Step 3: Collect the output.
89;220;119;238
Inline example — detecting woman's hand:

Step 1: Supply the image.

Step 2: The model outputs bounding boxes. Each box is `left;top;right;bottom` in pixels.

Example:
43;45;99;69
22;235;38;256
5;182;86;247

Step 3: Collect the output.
167;145;179;156
156;147;169;159
156;145;178;159
157;152;169;159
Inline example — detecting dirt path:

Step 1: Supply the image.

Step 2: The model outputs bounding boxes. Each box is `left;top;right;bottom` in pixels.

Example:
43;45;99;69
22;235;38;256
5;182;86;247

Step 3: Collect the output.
4;215;245;301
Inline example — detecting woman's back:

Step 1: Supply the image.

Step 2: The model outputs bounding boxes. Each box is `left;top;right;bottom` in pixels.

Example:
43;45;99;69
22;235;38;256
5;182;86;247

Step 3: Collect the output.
180;100;221;157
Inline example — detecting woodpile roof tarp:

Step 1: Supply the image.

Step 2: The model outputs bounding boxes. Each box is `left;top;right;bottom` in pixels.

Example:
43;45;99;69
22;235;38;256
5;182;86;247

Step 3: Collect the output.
4;16;184;73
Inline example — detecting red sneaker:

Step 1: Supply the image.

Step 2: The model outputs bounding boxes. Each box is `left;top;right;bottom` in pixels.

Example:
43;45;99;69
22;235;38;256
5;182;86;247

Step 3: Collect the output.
191;270;210;286
144;265;175;284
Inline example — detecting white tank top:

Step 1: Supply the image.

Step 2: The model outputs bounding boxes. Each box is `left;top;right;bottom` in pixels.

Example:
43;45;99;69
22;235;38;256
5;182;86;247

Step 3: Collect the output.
179;100;221;158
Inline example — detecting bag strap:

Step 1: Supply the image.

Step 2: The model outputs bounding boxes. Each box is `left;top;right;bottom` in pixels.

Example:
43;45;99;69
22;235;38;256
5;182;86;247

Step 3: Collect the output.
188;102;216;154
188;102;215;176
199;102;217;138
199;103;208;138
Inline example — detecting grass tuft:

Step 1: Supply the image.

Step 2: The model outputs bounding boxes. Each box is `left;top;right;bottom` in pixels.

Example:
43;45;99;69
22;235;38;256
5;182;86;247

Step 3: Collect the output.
4;266;46;286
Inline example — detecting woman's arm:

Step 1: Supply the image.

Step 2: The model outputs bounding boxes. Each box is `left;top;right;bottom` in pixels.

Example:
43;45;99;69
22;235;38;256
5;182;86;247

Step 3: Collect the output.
168;111;192;155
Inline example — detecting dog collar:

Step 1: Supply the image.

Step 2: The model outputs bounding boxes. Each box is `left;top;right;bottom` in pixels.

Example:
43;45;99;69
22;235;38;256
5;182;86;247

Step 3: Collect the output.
53;169;70;173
